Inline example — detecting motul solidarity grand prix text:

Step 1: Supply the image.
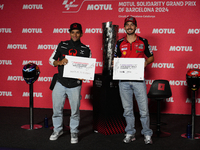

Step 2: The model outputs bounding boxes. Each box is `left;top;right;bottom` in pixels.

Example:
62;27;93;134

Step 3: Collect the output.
118;1;196;13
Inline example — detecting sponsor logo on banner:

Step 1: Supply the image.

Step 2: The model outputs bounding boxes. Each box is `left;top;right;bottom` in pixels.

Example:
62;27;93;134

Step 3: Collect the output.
96;61;103;67
7;76;24;81
0;91;12;96
87;4;113;10
145;79;154;85
0;60;12;65
151;46;157;51
22;4;43;9
0;4;4;10
85;94;92;99
169;80;187;86
22;60;43;66
62;1;113;13
7;44;27;49
187;29;200;34
83;80;90;83
22;28;42;33
151;63;175;68
22;92;43;97
85;28;141;34
169;46;193;51
152;28;175;34
37;44;58;50
53;28;69;33
164;97;174;102
0;28;12;33
119;28;140;34
146;80;187;86
7;76;52;82
62;0;79;13
187;64;200;69
186;98;200;103
37;76;52;82
85;28;102;33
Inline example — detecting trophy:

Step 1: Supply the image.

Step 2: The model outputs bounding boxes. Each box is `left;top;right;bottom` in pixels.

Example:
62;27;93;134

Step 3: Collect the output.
102;22;118;76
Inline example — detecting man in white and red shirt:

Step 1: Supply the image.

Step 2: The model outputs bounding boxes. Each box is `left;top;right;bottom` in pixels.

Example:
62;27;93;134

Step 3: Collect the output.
114;16;154;144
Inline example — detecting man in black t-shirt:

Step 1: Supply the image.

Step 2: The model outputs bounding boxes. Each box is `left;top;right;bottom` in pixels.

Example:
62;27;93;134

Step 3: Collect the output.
49;23;91;144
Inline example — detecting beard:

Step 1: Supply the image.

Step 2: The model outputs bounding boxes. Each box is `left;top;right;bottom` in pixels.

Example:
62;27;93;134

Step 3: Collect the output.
126;28;136;35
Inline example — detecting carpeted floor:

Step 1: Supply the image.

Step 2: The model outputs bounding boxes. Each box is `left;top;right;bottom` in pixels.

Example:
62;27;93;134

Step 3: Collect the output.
0;107;200;150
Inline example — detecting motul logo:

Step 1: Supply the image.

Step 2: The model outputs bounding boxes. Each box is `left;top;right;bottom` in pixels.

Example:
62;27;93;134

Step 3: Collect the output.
7;76;24;81
7;44;27;49
37;44;57;50
22;4;43;9
0;60;12;65
22;60;43;66
22;92;43;97
169;80;187;86
22;28;42;33
0;4;4;10
152;28;175;34
0;91;12;96
119;28;140;34
151;63;175;68
186;98;200;103
187;64;200;69
53;28;69;33
7;76;52;82
85;28;102;33
0;28;12;33
96;62;103;67
169;46;193;51
187;29;200;34
87;4;113;10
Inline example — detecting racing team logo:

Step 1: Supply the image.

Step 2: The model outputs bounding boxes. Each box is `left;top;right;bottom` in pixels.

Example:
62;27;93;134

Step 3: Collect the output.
73;24;77;28
69;49;77;56
62;0;79;12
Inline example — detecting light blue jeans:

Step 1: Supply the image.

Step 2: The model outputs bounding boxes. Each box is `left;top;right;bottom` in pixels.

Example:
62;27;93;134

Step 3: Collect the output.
119;80;153;136
52;81;82;134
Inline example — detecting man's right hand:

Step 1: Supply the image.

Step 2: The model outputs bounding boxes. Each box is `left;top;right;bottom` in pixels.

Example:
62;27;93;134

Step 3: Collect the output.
53;58;68;66
60;58;68;65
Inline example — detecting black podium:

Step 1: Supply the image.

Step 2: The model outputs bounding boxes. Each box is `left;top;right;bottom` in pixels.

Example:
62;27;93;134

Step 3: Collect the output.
93;74;126;135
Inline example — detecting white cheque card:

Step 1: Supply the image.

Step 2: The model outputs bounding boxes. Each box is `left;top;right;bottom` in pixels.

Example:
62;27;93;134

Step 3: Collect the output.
63;55;96;80
113;58;145;80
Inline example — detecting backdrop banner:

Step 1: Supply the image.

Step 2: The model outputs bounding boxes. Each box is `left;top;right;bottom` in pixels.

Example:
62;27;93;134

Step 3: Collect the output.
0;0;200;115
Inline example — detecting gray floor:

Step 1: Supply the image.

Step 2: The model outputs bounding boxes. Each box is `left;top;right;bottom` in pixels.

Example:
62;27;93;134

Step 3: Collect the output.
0;107;200;150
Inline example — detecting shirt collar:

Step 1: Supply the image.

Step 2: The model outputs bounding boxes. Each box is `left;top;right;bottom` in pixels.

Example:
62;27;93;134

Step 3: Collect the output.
70;39;81;45
124;34;138;43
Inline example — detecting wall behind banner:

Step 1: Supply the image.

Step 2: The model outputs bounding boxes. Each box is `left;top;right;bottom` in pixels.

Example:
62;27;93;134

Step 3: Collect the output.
0;0;200;115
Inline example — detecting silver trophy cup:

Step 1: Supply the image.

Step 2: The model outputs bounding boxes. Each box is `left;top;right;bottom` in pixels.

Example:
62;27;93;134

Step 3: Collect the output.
102;22;119;76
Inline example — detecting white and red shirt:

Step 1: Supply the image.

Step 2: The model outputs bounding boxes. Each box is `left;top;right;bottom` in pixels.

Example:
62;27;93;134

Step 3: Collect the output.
115;35;153;58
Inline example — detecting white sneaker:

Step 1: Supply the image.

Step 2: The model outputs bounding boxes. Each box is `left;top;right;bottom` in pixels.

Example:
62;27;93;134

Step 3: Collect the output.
71;133;78;144
123;134;136;143
49;130;63;141
144;135;153;144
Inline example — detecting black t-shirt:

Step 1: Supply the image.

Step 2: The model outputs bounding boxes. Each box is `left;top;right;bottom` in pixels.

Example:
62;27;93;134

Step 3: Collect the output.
53;39;91;88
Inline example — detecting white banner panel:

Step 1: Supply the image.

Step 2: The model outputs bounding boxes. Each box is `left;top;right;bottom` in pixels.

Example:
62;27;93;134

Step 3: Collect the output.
63;55;96;80
113;58;145;80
